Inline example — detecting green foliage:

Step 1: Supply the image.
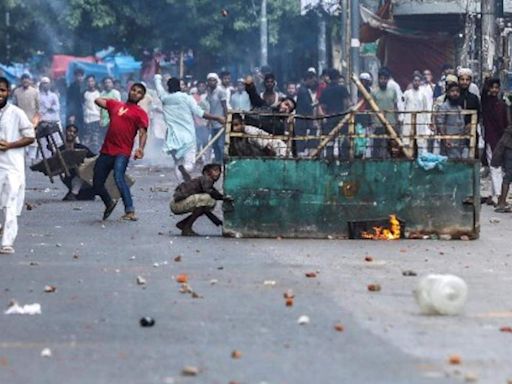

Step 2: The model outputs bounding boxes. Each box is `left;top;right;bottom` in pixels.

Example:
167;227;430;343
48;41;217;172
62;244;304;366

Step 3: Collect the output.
0;0;327;77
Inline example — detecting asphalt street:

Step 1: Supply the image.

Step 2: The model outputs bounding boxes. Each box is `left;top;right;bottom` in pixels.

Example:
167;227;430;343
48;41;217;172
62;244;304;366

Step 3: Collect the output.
0;165;511;384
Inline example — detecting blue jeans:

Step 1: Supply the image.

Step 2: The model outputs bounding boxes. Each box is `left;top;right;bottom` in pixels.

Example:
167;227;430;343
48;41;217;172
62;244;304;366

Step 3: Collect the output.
211;127;225;163
93;154;134;213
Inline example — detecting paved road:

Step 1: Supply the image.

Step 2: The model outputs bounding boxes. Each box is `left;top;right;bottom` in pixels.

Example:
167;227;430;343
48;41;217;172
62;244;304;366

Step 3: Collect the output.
0;166;510;384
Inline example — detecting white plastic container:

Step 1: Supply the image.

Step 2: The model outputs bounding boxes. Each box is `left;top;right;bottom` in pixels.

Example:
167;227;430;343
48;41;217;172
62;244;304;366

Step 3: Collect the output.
414;274;468;315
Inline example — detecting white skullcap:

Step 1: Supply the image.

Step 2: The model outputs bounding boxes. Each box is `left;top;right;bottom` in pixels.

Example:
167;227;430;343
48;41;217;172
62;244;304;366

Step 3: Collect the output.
307;67;317;74
458;68;473;77
207;73;219;81
40;76;51;83
359;72;372;81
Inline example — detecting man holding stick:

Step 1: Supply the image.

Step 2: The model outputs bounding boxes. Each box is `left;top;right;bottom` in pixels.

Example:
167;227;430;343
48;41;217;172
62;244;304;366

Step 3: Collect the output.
154;63;225;180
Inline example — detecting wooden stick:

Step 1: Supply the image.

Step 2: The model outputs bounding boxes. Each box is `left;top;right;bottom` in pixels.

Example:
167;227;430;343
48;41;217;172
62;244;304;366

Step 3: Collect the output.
469;111;477;159
351;74;414;159
195;127;225;162
348;112;356;160
309;100;364;158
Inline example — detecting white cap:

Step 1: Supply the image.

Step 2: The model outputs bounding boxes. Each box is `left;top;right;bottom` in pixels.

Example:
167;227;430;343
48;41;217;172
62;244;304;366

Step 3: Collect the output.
457;67;473;77
207;73;219;81
40;76;51;83
307;67;317;74
359;72;372;81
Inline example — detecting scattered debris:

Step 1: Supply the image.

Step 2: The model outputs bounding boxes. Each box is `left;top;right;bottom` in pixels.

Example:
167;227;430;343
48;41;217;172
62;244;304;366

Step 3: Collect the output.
56;243;62;248
176;274;188;284
181;366;199;376
209;279;218;285
334;323;345;332
285;298;294;307
414;274;468;315
44;285;56;293
364;256;374;262
136;276;147;286
448;354;462;365
129;256;136;261
489;218;501;224
367;284;381;292
305;272;317;278
297;315;310;325
231;350;242;359
263;280;276;286
440;234;452;241
153;263;160;268
73;253;79;260
40;348;52;358
460;235;470;241
179;283;193;294
402;270;418;277
29;261;39;266
174;255;182;262
499;326;512;333
139;317;155;327
464;372;478;382
283;290;294;299
4;301;41;315
25;203;35;211
157;232;165;236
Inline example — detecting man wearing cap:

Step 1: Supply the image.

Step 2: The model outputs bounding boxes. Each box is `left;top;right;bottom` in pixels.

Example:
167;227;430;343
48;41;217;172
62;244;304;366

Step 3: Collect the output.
458;68;481;158
39;77;60;125
206;73;228;162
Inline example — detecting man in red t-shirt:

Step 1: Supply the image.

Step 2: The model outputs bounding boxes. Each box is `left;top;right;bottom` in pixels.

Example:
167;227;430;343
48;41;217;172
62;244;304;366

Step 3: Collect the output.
93;83;149;221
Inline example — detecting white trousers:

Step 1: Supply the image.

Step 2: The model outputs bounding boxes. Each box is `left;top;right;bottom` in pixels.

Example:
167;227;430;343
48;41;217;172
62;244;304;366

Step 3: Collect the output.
0;171;24;247
0;206;18;247
486;144;503;197
174;147;196;182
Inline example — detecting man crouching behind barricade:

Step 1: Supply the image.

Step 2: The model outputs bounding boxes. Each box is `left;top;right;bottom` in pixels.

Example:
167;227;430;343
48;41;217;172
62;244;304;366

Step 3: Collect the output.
229;113;287;157
170;164;231;236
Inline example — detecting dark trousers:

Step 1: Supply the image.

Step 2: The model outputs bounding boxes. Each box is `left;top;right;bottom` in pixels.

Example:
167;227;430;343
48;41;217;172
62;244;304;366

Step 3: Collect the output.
211;127;225;163
93;154;134;213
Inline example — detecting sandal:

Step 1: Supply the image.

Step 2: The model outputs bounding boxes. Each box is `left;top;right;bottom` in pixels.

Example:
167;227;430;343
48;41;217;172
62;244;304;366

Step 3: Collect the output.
0;246;15;254
103;200;118;221
121;212;138;221
495;206;512;213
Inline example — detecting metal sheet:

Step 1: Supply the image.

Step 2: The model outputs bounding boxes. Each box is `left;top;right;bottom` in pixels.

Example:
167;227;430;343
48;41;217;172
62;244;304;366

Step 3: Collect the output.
223;158;480;239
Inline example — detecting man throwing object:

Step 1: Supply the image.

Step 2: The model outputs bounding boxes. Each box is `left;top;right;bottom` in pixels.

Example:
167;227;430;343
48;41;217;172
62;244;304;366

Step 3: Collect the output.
94;83;149;221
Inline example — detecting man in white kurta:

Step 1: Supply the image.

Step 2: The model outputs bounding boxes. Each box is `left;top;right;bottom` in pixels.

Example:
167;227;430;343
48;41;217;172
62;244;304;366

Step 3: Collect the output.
0;77;35;254
154;71;225;181
403;75;430;154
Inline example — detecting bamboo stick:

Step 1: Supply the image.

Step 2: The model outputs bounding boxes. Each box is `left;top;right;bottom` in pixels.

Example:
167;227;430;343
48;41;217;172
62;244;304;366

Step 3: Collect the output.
351;74;414;159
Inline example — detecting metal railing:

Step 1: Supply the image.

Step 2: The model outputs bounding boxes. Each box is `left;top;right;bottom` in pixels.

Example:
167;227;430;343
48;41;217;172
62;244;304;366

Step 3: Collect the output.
223;108;478;161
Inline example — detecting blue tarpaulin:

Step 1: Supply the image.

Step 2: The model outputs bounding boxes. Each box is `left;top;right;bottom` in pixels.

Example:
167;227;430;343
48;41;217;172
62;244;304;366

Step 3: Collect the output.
0;63;30;85
66;55;141;85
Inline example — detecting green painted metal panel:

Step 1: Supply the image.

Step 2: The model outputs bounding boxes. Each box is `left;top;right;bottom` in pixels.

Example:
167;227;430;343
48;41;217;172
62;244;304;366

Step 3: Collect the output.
222;159;480;239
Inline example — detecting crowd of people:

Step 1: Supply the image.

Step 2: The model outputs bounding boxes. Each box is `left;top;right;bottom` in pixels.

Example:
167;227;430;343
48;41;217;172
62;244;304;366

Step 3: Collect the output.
0;58;512;247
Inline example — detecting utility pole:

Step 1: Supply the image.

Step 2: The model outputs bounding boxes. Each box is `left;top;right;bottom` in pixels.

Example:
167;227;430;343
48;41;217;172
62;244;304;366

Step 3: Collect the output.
481;0;497;77
5;10;10;63
340;0;348;79
318;2;327;75
260;0;268;67
350;0;360;102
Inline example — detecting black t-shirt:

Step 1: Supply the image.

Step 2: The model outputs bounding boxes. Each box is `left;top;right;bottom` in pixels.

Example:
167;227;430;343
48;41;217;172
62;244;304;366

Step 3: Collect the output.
319;84;350;114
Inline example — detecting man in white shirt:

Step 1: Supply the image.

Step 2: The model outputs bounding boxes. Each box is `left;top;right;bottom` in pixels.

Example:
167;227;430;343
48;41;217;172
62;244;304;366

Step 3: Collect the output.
82;75;101;152
0;77;35;254
230;79;251;112
403;74;430;153
39;77;60;124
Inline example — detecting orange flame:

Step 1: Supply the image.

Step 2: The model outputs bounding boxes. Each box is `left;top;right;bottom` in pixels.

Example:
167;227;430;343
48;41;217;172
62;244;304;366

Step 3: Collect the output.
361;215;401;240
